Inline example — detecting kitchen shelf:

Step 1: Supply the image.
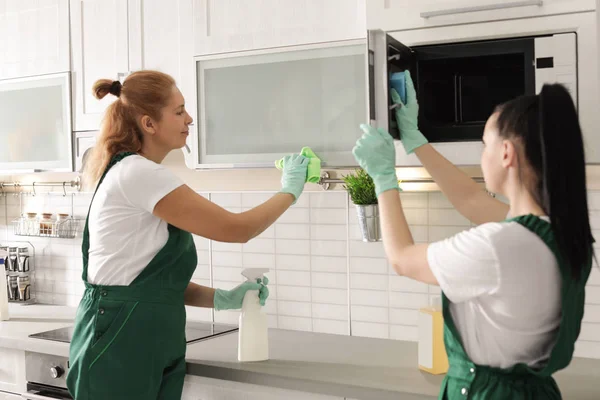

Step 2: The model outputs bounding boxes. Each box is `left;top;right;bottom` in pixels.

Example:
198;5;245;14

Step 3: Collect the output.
12;217;83;239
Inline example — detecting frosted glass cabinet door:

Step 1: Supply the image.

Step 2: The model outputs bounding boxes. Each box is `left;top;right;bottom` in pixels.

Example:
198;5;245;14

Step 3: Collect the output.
195;41;370;168
0;73;72;172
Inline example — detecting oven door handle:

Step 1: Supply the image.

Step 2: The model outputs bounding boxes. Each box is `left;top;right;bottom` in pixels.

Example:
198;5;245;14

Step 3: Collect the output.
21;392;72;400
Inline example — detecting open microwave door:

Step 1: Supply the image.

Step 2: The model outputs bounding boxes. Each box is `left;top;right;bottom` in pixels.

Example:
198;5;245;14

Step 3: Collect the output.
367;30;414;141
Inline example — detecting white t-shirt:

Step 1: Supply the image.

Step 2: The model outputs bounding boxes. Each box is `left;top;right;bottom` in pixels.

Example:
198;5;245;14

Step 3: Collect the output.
427;217;562;369
87;155;184;286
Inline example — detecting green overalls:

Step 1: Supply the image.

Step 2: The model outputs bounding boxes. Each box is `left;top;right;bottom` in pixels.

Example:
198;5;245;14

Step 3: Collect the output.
440;215;592;399
67;152;197;400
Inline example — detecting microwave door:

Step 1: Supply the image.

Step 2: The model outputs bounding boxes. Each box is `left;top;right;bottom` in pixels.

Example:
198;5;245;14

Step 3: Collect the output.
367;30;389;132
367;30;414;140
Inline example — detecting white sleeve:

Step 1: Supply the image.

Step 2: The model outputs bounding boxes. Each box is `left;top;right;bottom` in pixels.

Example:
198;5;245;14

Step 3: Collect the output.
427;223;502;303
117;156;184;213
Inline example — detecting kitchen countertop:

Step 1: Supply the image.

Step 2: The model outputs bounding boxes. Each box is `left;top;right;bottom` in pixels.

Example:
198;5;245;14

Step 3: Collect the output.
3;305;600;399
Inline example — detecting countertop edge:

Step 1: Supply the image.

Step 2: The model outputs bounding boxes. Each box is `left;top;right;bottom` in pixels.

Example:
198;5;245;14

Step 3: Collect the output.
186;362;437;400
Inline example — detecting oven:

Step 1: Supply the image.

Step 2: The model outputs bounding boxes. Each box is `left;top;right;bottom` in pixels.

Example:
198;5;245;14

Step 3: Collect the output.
23;352;72;400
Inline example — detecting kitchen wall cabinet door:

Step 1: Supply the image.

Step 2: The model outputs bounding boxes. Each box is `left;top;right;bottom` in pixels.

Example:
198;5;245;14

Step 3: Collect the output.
367;0;595;32
194;0;366;55
193;41;368;169
0;347;26;395
0;0;70;80
73;131;97;173
70;0;129;132
127;0;197;166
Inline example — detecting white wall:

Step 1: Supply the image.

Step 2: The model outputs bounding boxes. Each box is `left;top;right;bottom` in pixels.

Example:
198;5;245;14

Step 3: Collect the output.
2;188;600;359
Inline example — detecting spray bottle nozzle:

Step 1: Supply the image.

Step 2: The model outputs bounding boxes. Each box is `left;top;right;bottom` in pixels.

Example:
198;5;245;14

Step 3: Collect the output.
241;268;270;282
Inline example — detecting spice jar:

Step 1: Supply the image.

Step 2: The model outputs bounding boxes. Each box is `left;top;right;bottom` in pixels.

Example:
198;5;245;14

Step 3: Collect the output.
56;213;70;238
39;213;54;236
25;212;38;236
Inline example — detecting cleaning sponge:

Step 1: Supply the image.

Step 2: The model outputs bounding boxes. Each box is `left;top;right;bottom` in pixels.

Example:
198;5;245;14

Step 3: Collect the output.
276;147;321;184
390;71;408;105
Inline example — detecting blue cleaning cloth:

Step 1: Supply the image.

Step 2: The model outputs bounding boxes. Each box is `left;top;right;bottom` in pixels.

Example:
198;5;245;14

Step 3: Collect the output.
390;71;407;104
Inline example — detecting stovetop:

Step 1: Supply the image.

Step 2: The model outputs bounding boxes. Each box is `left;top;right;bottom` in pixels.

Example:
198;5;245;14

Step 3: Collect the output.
29;321;238;345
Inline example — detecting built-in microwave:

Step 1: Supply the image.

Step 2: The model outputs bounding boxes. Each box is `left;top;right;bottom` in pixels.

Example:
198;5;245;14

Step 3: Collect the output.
397;33;577;143
187;30;576;169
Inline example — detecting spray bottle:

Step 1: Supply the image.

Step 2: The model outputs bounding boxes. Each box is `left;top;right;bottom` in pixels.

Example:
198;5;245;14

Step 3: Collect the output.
0;249;9;321
238;268;269;362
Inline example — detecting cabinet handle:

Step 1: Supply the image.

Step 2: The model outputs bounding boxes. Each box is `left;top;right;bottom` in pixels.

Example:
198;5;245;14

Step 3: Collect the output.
421;0;543;18
116;72;130;82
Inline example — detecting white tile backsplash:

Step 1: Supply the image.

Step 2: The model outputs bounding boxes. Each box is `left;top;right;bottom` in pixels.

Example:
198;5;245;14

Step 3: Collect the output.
351;305;389;323
277;270;311;287
9;189;600;359
277;285;312;302
310;240;347;257
312;288;348;305
277;301;312;318
310;208;346;225
277;208;310;224
310;256;347;273
276;254;311;271
349;257;389;274
312;272;347;289
275;224;310;240
311;303;348;321
276;239;311;255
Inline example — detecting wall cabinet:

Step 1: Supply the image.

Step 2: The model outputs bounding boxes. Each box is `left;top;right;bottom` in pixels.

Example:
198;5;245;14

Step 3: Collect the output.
367;0;595;31
70;0;129;132
193;0;366;56
70;0;196;135
0;0;70;80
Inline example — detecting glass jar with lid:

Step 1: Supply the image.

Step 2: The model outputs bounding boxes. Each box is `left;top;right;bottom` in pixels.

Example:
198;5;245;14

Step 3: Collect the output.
39;213;54;236
25;212;38;236
56;213;70;238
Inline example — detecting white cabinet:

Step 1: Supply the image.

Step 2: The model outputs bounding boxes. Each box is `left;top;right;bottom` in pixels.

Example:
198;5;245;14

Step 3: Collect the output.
0;347;26;395
193;40;370;168
73;131;97;172
367;0;595;31
126;0;197;165
0;0;70;80
0;73;73;172
194;0;366;55
127;0;194;84
71;0;196;134
70;0;129;132
183;376;343;400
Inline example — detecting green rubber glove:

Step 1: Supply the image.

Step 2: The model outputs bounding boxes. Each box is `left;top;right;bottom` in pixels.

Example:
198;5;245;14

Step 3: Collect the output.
279;154;309;202
214;276;270;311
352;124;399;197
275;147;321;183
390;70;428;154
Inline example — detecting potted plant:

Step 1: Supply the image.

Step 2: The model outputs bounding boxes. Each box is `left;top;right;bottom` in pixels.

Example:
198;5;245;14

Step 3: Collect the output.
343;169;381;242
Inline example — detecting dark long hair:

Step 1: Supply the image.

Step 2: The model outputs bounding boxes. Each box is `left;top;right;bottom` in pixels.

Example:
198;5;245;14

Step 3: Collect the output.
495;84;594;281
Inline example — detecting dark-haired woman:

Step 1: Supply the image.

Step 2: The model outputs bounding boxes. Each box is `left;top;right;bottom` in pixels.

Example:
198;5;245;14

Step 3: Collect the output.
352;70;594;399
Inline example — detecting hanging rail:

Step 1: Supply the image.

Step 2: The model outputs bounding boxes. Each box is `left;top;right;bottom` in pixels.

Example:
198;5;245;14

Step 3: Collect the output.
0;176;81;196
318;171;485;190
